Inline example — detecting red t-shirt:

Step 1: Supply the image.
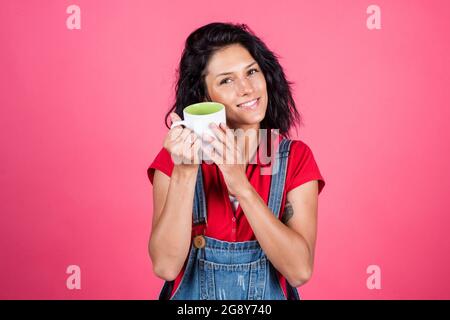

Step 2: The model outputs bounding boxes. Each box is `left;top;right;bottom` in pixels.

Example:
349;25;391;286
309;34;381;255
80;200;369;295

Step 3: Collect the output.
147;134;325;299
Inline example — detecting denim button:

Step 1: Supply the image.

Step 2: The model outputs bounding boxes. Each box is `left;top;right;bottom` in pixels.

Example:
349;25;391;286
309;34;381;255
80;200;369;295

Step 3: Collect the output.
193;235;206;248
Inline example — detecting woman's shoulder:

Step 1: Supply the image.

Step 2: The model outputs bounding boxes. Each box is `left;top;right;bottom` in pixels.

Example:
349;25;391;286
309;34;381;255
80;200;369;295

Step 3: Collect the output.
147;146;174;184
283;138;325;194
284;138;313;157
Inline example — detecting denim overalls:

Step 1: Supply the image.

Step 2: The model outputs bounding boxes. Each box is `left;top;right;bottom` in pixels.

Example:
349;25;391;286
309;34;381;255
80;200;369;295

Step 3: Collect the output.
159;138;300;300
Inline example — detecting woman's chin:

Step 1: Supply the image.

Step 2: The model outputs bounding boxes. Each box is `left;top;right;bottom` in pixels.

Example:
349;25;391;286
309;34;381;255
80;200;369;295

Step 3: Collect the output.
233;118;265;130
227;108;266;129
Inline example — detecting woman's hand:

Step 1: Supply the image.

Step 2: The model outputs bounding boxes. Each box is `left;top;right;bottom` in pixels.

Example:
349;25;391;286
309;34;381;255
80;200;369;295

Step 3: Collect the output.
163;112;202;170
201;122;251;196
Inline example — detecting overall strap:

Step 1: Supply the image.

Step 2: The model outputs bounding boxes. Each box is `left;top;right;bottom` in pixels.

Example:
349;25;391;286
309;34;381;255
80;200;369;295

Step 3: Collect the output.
266;138;301;301
192;165;207;225
267;138;292;219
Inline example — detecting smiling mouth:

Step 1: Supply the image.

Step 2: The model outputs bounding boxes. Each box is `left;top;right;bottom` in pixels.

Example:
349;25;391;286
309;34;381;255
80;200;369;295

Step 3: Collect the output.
237;98;260;109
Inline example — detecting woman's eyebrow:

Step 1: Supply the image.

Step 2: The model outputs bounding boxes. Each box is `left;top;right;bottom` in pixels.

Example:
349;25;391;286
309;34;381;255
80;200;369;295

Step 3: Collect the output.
215;61;257;78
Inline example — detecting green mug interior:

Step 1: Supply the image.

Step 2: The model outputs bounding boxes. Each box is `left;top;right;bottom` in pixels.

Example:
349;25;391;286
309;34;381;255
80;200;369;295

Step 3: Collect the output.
185;102;223;115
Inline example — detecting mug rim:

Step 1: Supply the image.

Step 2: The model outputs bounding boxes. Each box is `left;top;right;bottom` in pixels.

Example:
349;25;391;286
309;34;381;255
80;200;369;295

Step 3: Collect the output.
184;102;224;116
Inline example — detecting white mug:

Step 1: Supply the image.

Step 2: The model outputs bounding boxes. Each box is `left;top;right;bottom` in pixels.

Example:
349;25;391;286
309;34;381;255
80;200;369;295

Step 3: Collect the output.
170;102;226;161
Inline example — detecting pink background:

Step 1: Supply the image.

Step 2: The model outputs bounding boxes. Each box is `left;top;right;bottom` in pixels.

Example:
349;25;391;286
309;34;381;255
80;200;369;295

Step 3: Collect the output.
1;0;449;299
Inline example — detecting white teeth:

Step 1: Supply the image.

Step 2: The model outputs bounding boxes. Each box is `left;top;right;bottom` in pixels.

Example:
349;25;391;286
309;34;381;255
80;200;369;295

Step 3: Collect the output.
238;99;258;108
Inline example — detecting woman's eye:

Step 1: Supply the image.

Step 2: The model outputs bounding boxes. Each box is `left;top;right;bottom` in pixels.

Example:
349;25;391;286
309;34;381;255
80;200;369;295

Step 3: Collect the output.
220;78;232;85
219;69;259;85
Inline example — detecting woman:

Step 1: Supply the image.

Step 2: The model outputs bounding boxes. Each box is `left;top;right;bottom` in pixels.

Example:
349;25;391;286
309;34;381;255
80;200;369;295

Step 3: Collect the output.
147;22;325;300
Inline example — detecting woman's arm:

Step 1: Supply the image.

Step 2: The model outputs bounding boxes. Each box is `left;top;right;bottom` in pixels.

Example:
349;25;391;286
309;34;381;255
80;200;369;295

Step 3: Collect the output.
148;165;199;281
236;179;319;287
149;112;203;281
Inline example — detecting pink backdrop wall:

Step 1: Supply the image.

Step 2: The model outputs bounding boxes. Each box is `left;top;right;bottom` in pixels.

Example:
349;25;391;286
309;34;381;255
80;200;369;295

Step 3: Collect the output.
1;0;449;299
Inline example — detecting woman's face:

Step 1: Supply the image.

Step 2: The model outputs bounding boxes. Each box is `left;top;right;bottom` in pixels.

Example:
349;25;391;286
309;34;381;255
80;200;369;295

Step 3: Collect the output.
203;44;268;130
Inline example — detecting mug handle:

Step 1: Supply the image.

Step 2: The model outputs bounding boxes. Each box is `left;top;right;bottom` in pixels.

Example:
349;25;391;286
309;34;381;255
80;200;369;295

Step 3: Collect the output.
170;120;187;129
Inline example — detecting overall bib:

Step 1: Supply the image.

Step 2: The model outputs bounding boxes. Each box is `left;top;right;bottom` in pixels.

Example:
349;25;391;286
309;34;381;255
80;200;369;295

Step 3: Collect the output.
159;138;300;300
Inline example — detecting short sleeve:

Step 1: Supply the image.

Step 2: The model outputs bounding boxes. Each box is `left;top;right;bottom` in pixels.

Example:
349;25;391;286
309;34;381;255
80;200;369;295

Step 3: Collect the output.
147;147;175;185
285;140;325;195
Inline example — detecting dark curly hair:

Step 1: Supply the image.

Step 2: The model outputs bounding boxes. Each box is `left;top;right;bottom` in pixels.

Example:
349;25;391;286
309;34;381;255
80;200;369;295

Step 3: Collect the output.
164;22;302;138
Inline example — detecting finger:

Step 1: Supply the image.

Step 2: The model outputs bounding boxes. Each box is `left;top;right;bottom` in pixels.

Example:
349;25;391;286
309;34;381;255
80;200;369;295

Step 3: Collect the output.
168;113;184;137
171;131;191;160
170;126;184;140
182;133;200;164
219;123;241;164
220;123;236;149
212;123;237;157
188;132;197;146
176;128;193;144
170;112;182;124
208;123;227;144
182;136;194;164
192;138;202;164
202;134;226;159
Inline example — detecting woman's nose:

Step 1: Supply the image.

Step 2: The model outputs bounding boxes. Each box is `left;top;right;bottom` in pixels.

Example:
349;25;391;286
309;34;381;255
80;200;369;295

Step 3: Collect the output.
237;78;254;95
